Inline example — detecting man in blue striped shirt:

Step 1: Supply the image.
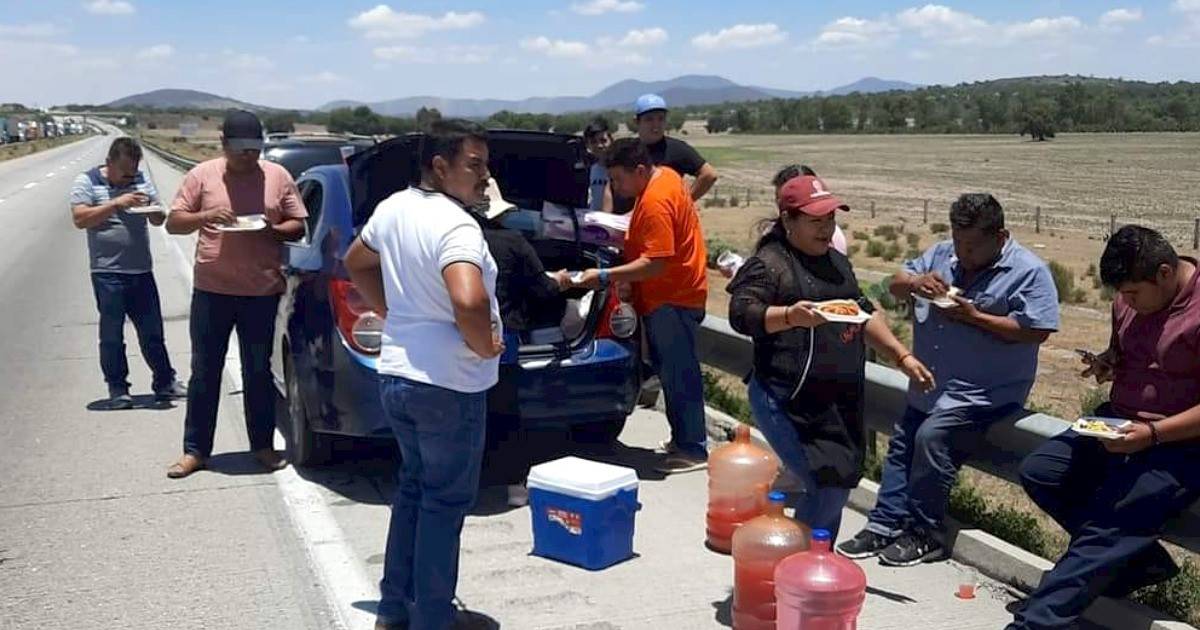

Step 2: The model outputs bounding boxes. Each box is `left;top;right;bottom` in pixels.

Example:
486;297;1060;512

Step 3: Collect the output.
70;137;186;409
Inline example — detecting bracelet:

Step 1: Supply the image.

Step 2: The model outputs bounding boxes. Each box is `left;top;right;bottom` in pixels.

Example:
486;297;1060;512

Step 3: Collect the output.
1148;421;1160;447
896;353;913;365
598;268;610;286
784;305;795;327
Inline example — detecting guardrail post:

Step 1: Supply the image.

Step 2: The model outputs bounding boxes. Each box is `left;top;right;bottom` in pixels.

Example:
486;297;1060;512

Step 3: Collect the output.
1110;213;1117;237
870;201;876;219
1193;217;1199;250
923;199;929;225
1035;206;1042;234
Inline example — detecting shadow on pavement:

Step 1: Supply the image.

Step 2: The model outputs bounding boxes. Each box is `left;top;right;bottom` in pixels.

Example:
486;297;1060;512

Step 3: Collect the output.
204;452;276;476
350;600;502;629
865;584;918;604
86;395;175;412
711;590;733;627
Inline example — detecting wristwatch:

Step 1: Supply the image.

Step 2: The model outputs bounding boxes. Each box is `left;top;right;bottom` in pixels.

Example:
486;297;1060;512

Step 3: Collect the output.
598;268;610;286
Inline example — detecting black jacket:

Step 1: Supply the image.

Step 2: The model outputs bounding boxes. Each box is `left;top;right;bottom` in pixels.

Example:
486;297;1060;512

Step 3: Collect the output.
727;228;873;488
472;214;565;332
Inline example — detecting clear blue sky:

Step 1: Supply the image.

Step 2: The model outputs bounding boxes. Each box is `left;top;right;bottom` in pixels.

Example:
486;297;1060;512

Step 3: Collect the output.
2;0;1194;109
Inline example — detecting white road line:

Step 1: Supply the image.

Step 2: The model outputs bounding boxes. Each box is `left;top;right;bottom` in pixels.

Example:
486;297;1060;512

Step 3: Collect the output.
45;172;55;178
151;161;373;630
23;182;37;190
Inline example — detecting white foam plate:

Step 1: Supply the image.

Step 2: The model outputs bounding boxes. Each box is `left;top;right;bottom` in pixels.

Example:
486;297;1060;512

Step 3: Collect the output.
125;204;165;215
216;214;267;232
1073;416;1132;440
931;286;962;308
814;300;873;325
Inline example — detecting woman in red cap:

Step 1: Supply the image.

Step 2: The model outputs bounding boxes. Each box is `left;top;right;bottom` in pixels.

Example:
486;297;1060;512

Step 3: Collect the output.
727;176;934;538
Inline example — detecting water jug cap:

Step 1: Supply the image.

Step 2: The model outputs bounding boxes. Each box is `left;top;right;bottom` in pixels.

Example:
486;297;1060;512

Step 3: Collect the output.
767;490;786;503
812;529;832;542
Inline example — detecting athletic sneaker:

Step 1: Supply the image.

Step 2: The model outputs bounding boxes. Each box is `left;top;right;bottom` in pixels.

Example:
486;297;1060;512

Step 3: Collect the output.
506;484;529;508
154;380;188;401
655;453;708;475
837;529;896;559
879;530;948;567
107;388;134;410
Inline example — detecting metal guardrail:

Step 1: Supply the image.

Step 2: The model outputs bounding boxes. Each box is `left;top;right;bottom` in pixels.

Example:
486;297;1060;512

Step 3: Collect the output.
142;138;199;171
696;315;1200;553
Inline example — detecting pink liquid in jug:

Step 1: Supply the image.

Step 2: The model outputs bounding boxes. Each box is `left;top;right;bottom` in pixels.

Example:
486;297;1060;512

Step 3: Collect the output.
731;491;810;630
707;425;779;554
774;529;867;630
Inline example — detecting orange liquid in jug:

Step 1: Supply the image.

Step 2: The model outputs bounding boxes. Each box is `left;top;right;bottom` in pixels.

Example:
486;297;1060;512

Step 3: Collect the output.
706;425;779;554
732;560;780;630
707;496;764;553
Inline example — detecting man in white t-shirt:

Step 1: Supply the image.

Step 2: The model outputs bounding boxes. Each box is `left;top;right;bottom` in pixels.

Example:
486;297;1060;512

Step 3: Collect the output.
345;119;502;630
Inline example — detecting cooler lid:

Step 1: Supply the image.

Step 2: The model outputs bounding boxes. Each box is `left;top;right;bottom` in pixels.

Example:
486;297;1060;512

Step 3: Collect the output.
527;456;638;501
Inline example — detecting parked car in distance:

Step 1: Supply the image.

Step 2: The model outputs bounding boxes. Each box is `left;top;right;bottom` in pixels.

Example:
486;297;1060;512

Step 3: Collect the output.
262;133;376;180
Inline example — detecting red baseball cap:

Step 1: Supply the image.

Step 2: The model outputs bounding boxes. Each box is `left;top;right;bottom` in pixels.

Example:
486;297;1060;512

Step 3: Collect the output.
777;176;849;216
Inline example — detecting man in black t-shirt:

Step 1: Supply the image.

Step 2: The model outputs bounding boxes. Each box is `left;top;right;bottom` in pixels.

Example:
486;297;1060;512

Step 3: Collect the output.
613;93;719;214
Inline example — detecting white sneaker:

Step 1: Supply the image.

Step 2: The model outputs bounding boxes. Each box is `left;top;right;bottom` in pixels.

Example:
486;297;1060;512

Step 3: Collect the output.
507;484;529;507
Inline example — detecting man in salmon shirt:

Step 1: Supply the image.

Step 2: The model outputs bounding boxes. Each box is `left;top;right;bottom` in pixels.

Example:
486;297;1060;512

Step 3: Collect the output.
575;138;709;474
1009;225;1200;630
164;110;308;479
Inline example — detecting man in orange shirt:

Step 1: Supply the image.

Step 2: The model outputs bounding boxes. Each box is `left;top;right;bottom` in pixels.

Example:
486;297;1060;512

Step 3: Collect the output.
576;138;709;473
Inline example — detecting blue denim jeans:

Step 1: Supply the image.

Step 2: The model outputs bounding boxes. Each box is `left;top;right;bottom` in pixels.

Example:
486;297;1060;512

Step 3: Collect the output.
90;272;175;393
182;290;279;458
643;305;707;458
867;404;1017;538
1008;417;1200;630
377;375;487;630
748;378;852;540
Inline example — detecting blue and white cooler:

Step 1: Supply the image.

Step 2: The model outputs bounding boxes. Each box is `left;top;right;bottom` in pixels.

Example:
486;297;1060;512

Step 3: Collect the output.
526;456;641;570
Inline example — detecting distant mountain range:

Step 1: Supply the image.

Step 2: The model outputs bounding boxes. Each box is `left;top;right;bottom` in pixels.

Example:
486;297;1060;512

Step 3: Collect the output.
317;75;923;117
103;75;921;117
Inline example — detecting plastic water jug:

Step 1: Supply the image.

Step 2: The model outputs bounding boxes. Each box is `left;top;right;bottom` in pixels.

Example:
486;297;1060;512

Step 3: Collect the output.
731;491;811;630
774;529;867;630
707;425;780;554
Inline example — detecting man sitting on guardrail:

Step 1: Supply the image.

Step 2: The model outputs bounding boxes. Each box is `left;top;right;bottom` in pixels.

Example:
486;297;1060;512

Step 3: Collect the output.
1009;225;1200;630
839;193;1060;567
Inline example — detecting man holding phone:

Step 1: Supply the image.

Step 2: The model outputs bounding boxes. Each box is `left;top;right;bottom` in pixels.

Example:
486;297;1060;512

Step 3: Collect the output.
71;137;186;409
1010;225;1200;630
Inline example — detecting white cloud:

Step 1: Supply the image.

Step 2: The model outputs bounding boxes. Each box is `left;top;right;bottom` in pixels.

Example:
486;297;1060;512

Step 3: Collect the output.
1173;0;1200;12
348;5;485;40
290;35;311;44
570;0;644;16
1004;16;1083;40
136;44;173;60
613;27;667;47
896;4;990;44
1099;8;1143;30
813;17;897;49
83;0;135;15
0;23;62;37
373;45;492;64
225;52;275;71
520;36;590;58
692;23;787;50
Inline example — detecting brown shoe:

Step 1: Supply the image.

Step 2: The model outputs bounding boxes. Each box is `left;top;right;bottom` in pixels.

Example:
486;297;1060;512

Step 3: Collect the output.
166;454;205;479
253;449;288;472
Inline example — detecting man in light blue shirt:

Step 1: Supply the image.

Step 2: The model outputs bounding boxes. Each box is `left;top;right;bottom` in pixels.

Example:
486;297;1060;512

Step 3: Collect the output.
839;193;1060;566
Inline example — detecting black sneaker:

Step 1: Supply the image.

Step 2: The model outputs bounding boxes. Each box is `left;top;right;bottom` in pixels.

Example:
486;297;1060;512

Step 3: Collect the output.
879;531;948;567
107;388;133;410
837;529;896;559
154;380;188;401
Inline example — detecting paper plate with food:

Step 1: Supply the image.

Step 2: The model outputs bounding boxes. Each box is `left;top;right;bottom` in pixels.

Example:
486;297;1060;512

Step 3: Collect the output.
1072;416;1132;440
125;204;166;215
217;214;267;232
930;286;963;308
813;299;873;324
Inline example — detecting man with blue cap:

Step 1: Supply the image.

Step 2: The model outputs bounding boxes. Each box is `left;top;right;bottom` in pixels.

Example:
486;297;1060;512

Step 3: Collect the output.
629;93;719;206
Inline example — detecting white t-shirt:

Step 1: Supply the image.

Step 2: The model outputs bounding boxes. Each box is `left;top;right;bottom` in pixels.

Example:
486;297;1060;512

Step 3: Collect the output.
360;187;501;393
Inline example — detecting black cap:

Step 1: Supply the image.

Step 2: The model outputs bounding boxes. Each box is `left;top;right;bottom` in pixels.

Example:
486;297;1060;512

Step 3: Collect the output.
221;110;264;151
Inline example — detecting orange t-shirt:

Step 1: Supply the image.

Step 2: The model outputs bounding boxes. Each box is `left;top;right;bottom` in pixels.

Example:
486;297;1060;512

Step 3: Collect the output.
170;158;308;296
624;167;708;315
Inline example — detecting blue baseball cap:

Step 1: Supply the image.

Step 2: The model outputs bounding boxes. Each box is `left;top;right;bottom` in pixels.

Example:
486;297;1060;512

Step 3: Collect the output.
634;93;668;116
